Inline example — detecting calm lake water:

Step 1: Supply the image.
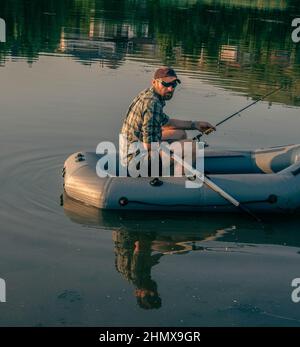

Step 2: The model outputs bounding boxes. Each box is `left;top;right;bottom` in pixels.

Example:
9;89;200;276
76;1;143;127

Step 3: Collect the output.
0;0;300;326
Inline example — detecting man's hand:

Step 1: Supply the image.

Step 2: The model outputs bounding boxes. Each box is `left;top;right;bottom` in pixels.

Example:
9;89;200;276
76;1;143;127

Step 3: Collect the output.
194;121;216;134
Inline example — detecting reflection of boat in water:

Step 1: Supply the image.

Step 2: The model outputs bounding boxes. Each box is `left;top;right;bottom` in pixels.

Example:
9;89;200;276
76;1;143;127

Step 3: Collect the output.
63;193;300;249
63;144;300;213
64;193;229;310
63;194;300;310
62;192;235;249
62;194;238;310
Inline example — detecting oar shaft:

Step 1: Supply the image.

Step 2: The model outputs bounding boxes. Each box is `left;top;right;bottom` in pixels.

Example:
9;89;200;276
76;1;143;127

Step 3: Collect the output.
171;150;240;207
203;176;240;207
161;144;260;220
203;175;261;221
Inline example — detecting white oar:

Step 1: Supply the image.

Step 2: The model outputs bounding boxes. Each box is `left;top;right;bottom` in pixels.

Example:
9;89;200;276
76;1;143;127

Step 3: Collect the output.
160;143;261;222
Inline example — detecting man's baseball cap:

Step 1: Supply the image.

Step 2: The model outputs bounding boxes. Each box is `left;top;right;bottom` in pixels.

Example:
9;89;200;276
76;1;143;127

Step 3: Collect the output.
154;67;181;83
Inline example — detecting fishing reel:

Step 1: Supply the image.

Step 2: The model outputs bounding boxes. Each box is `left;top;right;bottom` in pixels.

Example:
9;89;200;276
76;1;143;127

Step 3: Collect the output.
192;131;210;147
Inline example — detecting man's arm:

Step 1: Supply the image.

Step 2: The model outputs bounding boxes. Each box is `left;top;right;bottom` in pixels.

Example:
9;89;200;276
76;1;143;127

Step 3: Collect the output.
165;118;216;132
164;118;192;130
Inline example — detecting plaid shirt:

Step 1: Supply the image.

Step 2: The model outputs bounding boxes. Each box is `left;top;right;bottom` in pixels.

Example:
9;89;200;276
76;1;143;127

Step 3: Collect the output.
120;87;169;164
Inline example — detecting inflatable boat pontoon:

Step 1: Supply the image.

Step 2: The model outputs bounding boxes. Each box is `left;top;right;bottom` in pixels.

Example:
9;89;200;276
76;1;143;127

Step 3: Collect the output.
63;144;300;214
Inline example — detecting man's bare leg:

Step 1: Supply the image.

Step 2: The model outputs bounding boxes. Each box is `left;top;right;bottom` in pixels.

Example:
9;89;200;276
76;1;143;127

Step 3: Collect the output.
161;127;197;175
161;127;187;142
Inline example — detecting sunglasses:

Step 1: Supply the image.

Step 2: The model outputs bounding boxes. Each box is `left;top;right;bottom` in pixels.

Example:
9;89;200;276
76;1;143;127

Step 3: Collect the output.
158;80;178;88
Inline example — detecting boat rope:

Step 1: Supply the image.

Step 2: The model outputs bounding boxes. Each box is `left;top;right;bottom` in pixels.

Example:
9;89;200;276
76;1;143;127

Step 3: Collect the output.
118;194;278;208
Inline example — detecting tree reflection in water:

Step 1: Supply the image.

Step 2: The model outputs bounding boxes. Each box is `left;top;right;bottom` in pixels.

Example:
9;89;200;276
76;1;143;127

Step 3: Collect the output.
1;0;300;105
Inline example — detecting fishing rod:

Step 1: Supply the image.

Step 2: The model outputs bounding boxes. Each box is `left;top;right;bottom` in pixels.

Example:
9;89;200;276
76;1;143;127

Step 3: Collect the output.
193;86;284;141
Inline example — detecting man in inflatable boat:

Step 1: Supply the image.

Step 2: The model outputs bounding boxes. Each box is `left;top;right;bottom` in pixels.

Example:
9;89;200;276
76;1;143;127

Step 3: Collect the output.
120;67;215;174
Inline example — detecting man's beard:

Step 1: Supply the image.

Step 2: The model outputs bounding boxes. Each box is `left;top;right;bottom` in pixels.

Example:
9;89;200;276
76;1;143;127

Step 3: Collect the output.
163;92;173;100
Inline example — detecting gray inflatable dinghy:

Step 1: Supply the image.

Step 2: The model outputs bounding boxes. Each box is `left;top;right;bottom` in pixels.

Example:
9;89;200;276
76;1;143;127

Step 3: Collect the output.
63;144;300;213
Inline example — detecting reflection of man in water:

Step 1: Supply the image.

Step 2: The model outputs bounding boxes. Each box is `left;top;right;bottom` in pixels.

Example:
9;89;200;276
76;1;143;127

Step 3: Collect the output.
113;230;163;309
